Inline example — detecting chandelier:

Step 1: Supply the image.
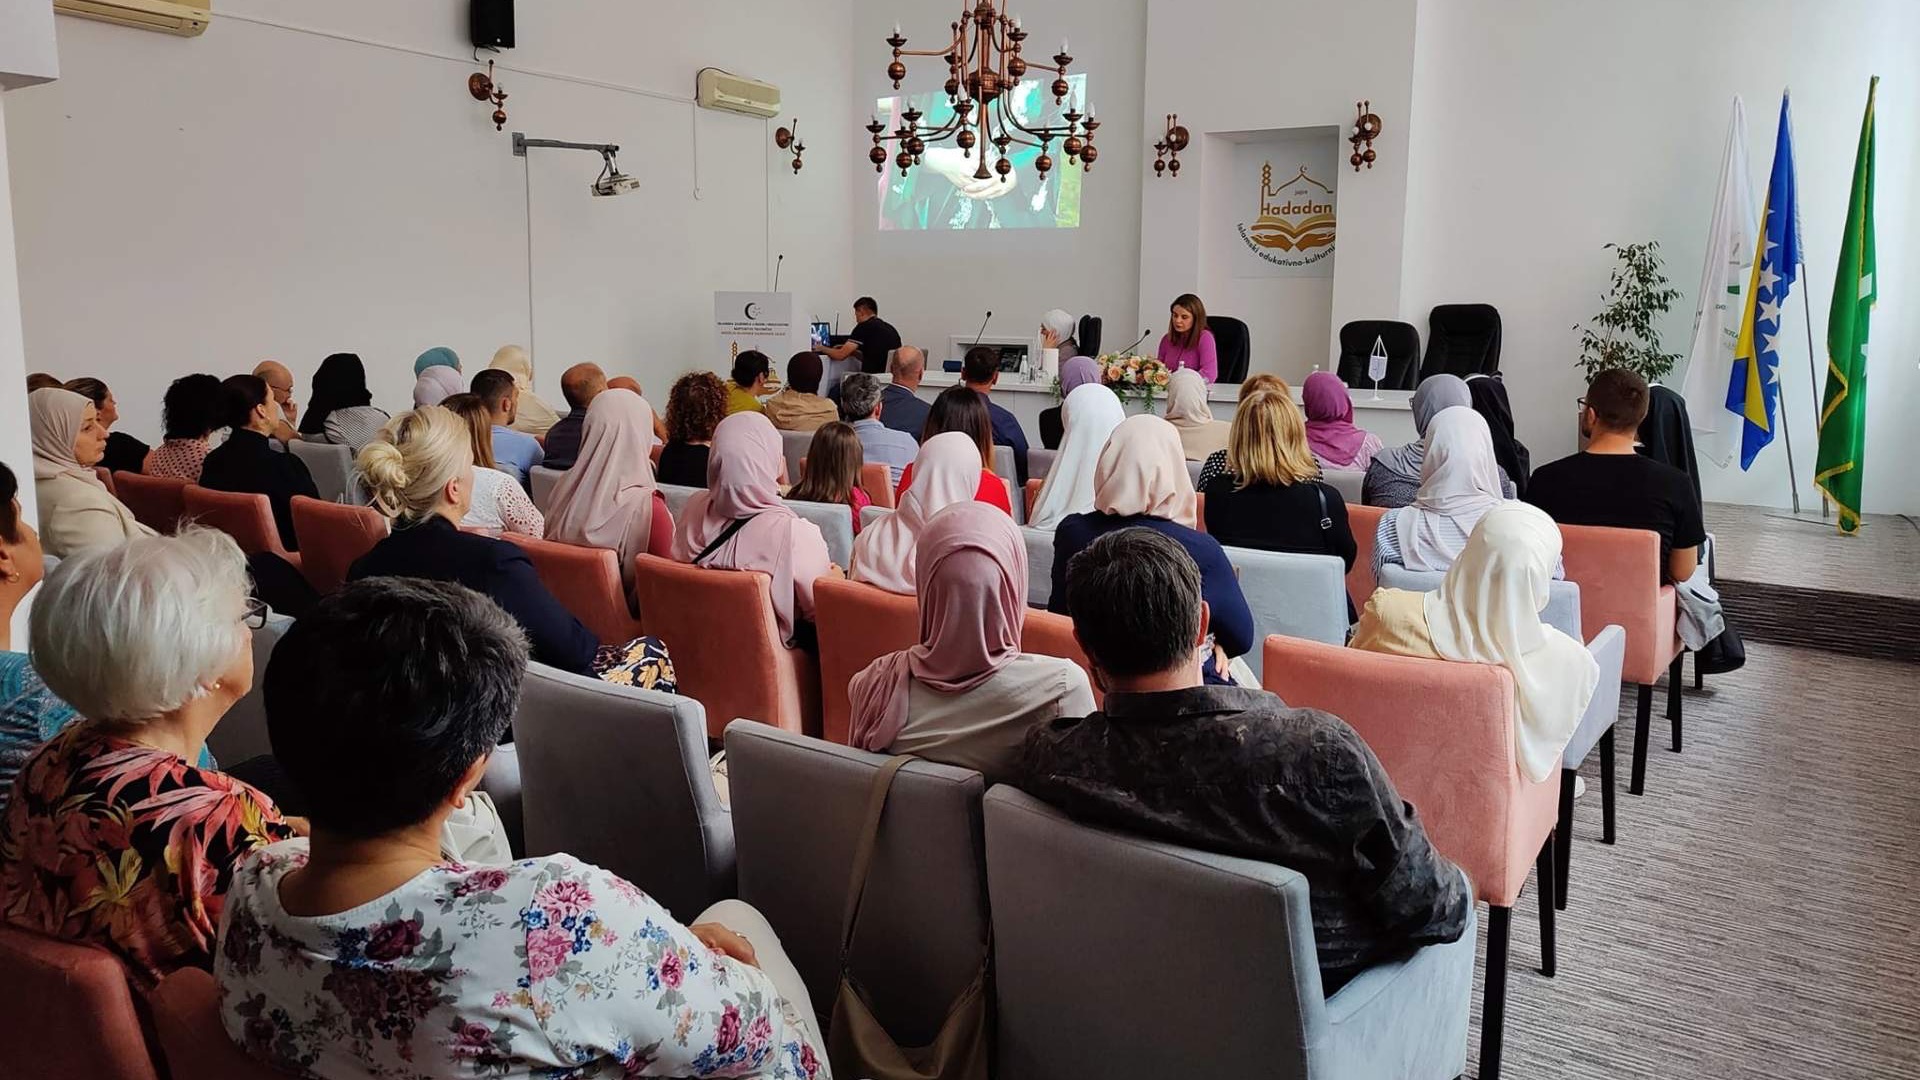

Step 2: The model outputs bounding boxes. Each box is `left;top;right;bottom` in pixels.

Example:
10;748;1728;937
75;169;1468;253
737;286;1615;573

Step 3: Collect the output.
867;0;1099;183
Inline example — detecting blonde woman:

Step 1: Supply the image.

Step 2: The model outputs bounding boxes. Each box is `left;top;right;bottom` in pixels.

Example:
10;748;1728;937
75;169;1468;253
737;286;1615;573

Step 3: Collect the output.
1201;389;1358;596
440;393;546;537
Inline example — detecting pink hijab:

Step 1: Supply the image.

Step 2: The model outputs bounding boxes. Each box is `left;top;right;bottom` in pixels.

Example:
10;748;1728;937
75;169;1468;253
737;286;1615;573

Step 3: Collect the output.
1092;414;1198;528
848;501;1027;751
672;411;831;642
545;388;658;585
1303;371;1370;465
850;431;983;595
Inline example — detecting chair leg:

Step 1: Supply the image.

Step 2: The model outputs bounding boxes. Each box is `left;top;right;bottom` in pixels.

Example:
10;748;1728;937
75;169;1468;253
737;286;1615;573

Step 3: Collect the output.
1480;905;1511;1080
1630;684;1652;795
1536;837;1557;978
1599;728;1617;844
1693;651;1703;690
1667;654;1685;753
1555;769;1575;911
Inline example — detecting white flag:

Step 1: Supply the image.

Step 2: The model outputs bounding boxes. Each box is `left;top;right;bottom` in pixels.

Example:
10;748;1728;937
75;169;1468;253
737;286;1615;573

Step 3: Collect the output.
1677;96;1757;468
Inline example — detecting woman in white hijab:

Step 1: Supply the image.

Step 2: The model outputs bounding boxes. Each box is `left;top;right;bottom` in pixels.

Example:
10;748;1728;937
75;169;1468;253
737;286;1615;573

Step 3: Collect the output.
545;388;660;590
1371;406;1506;581
412;365;466;408
1163;368;1231;462
851;431;983;595
1027;384;1125;530
28;388;156;558
1039;308;1080;363
488;345;563;436
1351;503;1600;782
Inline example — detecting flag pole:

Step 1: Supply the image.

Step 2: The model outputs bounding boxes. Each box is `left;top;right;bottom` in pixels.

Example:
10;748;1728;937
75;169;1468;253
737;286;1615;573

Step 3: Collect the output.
1798;281;1830;518
1779;374;1803;514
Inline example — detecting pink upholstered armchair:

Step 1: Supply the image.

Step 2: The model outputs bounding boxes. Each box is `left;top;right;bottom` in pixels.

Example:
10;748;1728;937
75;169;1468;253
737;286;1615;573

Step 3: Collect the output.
814;576;919;744
183;485;299;568
289;495;387;594
498;532;645;645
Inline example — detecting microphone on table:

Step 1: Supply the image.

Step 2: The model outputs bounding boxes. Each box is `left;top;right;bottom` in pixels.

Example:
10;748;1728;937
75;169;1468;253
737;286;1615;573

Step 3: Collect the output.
969;310;994;349
1123;328;1152;355
772;253;784;292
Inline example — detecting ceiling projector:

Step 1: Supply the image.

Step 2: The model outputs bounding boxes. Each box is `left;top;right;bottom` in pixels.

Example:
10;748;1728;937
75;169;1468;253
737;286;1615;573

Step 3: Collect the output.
591;171;640;197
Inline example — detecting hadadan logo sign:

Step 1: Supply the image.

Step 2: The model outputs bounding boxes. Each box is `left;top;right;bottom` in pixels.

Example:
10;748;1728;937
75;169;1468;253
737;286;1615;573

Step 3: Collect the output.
1228;138;1338;279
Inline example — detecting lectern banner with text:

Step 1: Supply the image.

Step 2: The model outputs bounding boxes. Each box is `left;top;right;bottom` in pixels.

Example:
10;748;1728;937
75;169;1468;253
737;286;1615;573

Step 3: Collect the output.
714;292;799;364
1230;132;1338;278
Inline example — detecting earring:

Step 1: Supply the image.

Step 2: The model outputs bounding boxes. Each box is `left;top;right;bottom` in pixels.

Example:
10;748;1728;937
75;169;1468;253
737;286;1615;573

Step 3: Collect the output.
3;573;17;583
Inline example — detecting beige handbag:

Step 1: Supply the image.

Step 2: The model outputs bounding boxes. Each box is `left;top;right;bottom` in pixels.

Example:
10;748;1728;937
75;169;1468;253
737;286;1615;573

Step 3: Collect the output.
827;755;991;1080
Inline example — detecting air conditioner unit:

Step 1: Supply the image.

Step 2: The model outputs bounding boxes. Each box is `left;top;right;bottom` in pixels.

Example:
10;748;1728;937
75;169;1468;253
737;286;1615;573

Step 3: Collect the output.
697;68;781;120
54;0;211;37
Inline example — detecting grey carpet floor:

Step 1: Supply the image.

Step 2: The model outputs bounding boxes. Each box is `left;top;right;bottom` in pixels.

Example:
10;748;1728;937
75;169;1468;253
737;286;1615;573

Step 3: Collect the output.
1460;641;1920;1078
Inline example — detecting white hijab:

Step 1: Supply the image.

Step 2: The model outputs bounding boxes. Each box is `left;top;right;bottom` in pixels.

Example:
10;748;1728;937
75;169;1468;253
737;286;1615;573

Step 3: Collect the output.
1392;407;1505;572
851;432;982;594
1029;384;1125;529
1425;503;1599;783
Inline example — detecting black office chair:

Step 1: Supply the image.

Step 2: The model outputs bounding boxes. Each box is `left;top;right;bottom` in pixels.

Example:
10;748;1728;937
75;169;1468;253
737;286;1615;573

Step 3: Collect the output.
1076;314;1103;358
1207;316;1250;385
1336;320;1421;390
1418;304;1502;381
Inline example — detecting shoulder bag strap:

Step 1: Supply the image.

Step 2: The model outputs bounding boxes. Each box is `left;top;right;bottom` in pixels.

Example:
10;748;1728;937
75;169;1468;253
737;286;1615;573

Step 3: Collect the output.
692;513;759;566
838;754;914;967
1316;483;1333;532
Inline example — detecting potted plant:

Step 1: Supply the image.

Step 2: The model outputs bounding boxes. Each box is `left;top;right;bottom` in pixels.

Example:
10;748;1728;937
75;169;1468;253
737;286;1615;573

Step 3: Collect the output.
1572;241;1683;382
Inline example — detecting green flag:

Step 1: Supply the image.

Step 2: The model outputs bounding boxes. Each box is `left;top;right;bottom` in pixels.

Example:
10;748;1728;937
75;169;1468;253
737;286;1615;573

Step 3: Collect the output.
1815;76;1877;534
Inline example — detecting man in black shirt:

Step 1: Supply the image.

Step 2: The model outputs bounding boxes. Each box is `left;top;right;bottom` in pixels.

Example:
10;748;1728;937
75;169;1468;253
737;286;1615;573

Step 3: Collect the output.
1526;368;1706;583
813;295;902;374
1019;528;1470;993
541;363;605;470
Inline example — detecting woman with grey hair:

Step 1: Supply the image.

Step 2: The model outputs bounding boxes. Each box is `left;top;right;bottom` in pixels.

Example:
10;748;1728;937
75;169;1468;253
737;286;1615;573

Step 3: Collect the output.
0;527;298;988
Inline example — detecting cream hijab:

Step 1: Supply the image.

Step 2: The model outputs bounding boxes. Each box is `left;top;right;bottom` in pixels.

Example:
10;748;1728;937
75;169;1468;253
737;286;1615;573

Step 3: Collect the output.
1029;384;1125;530
490;345;563;434
545;388;658;586
1093;414;1198;528
851;431;982;595
1426;503;1599;783
1163;368;1229;461
1392;407;1505;572
29;389;104;485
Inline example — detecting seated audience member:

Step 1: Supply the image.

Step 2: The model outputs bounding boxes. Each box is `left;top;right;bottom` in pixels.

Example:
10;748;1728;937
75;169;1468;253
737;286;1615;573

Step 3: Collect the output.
1164;368;1231;462
252;359;301;436
1303;370;1384;472
0;529;297;987
0;463;77;814
657;371;729;488
1372;407;1511;582
881;345;934;441
1196;372;1292;488
852;432;984;593
541;362;606;469
1366;375;1473;508
961;345;1030;484
727;349;772;415
29;387;157;557
1468;373;1531;498
415;345;461;378
673;412;836;650
62;377;148;475
898;385;1013;514
1526;368;1706;585
1040;307;1081;364
1636;383;1704;517
471;368;545;486
545;386;659;588
851;502;1093;783
144;373;225;481
489;344;562;436
1050;415;1254;680
840;372;918;486
199;374;321;552
1202;390;1358;581
300;352;390;452
764;352;840;433
1020;527;1471;992
218;577;825;1079
1028;383;1125;530
787;421;872;533
441;393;545;538
350;406;673;689
411;346;463;407
1352;503;1600;782
1040;354;1103;450
25;372;62;392
609;375;670;445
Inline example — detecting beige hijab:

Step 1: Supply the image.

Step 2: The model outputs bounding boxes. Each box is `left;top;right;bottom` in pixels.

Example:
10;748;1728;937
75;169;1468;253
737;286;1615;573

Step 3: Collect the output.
545;388;658;587
1164;368;1230;461
29;388;104;485
851;432;983;595
490;345;563;435
1092;415;1198;528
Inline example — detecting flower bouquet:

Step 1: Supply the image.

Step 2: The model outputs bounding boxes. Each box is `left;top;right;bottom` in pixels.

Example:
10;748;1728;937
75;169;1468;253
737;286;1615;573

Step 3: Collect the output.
1097;352;1171;409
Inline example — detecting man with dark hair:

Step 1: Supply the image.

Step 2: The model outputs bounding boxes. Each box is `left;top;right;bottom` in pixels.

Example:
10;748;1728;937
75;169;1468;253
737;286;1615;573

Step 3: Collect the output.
199;374;318;552
962;345;1030;484
472;368;544;485
541;362;606;470
763;351;839;433
727;350;772;416
838;372;918;484
1527;367;1705;583
1020;527;1470;993
880;345;933;441
812;295;902;375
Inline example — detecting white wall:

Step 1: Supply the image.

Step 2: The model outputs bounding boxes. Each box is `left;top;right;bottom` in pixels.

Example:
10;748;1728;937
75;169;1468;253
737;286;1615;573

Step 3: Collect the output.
849;0;1147;364
1401;0;1920;515
5;0;854;443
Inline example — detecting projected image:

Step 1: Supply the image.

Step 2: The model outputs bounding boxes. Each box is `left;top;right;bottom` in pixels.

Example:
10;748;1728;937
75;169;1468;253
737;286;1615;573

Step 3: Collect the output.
876;73;1085;231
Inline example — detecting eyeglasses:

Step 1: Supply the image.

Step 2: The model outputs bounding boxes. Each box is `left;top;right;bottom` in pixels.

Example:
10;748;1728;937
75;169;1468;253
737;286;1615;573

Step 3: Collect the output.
1575;397;1588;411
242;597;269;630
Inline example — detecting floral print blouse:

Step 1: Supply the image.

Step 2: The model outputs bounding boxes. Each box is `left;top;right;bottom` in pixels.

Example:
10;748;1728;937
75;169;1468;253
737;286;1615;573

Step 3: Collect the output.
217;842;828;1079
0;724;292;986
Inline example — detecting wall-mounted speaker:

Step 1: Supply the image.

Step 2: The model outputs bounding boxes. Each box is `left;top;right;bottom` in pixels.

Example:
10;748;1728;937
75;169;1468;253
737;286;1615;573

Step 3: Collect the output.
471;0;514;50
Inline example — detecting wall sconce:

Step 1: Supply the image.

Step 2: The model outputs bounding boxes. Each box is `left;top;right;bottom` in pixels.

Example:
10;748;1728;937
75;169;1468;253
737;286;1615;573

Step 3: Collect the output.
468;59;509;131
1349;100;1381;171
1153;113;1189;178
774;120;806;173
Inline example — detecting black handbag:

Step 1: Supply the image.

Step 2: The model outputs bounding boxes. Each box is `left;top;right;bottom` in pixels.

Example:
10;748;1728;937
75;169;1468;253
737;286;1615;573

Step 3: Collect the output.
1695;617;1747;675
